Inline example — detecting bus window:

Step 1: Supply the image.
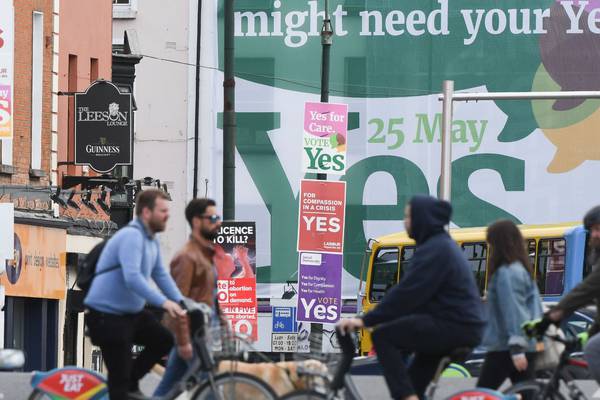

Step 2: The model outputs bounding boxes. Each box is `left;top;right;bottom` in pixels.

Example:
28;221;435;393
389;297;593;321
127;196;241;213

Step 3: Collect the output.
527;239;536;271
537;238;566;296
369;248;399;302
462;242;488;295
400;246;416;279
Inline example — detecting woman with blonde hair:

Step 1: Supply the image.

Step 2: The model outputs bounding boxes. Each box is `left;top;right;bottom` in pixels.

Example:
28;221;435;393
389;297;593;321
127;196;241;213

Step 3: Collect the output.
477;219;543;389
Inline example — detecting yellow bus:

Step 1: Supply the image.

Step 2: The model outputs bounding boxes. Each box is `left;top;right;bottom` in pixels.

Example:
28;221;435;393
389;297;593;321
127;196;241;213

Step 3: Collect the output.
357;222;587;355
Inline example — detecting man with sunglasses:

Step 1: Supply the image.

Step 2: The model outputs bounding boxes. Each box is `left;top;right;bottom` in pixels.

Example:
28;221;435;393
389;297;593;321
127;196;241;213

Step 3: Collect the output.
154;198;226;396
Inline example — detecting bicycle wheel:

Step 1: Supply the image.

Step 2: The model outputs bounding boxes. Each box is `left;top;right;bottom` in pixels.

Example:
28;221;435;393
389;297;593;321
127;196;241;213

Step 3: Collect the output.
279;389;327;400
191;371;277;400
280;390;327;400
504;380;566;400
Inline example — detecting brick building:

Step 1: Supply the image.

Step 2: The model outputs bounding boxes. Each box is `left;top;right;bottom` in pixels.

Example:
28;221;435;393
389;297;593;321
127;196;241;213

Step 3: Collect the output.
0;0;115;372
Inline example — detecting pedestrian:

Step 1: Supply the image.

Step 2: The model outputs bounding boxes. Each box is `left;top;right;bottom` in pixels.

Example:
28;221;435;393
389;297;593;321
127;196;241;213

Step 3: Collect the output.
477;220;542;390
338;195;485;400
153;198;225;396
540;205;600;383
84;189;186;400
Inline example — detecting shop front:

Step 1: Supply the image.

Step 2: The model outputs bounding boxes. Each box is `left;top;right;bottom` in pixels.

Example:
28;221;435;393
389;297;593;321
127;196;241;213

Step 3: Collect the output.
1;221;67;371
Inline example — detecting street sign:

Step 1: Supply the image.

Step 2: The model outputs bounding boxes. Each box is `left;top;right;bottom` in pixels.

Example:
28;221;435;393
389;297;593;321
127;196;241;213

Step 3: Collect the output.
297;179;346;254
75;80;132;173
272;306;297;333
271;333;297;353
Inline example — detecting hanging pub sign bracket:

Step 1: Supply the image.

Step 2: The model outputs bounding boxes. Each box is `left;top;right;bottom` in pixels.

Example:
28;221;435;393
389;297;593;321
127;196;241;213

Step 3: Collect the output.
74;80;133;173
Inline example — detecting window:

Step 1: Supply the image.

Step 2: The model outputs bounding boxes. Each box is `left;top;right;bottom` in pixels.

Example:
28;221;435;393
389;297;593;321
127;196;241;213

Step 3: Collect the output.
400;245;415;279
369;248;399;302
112;0;137;19
67;54;77;175
462;242;488;295
536;238;566;296
90;58;98;82
31;12;43;171
527;239;537;271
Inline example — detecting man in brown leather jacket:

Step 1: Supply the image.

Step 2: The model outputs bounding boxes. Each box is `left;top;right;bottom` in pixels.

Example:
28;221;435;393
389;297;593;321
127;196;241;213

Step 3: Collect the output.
153;198;223;396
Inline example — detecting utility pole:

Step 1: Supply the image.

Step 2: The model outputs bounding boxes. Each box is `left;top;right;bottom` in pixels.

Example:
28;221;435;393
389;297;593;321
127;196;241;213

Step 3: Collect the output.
310;0;333;353
192;0;202;198
223;0;236;220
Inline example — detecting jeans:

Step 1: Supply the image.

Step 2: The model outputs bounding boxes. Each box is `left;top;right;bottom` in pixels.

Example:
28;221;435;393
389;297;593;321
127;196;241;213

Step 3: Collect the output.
85;308;173;400
477;351;536;390
153;348;191;396
371;314;482;400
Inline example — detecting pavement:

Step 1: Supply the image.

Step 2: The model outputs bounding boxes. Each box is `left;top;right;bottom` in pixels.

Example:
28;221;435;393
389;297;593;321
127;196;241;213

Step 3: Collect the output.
1;371;599;400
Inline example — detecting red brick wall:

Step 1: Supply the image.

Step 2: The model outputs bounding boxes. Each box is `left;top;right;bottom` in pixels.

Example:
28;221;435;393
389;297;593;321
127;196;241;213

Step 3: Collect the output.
0;0;53;186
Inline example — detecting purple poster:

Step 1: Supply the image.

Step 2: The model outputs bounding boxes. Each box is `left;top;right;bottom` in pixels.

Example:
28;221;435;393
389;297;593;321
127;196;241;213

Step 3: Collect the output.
297;252;342;323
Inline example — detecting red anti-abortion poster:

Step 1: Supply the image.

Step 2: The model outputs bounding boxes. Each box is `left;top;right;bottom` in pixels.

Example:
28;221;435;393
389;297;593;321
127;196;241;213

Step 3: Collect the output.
214;222;258;341
297;179;346;254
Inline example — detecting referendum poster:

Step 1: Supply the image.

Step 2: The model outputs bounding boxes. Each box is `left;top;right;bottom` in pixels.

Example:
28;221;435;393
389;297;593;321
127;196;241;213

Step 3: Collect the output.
0;0;14;138
297;179;346;254
204;1;600;297
302;102;348;175
215;221;258;341
297;252;343;324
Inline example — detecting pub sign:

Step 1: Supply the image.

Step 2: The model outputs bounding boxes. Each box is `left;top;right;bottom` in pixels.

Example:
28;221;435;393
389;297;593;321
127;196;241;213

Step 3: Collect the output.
75;80;132;173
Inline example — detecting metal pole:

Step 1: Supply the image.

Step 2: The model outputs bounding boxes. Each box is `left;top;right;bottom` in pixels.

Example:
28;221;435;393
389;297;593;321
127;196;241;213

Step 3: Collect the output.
440;80;454;202
439;90;600;102
309;0;333;354
223;0;236;219
192;0;202;198
315;0;332;182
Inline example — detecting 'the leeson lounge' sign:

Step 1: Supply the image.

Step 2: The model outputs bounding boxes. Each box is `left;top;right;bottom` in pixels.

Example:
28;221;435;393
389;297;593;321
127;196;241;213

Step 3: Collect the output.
74;80;132;173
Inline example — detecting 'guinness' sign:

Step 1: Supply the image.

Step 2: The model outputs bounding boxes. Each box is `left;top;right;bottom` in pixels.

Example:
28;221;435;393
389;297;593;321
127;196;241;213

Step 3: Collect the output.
75;81;132;173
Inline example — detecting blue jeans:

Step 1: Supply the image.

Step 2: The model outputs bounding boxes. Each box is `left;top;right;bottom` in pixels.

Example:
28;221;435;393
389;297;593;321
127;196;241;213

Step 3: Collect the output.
153;348;190;396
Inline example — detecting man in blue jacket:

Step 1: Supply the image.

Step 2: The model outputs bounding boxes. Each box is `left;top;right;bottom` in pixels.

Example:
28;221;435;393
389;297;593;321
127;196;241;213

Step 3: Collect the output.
84;189;186;400
338;195;485;400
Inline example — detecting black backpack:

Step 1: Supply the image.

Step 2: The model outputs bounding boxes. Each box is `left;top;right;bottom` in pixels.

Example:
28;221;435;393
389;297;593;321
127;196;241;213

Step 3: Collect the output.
74;225;143;294
74;240;112;294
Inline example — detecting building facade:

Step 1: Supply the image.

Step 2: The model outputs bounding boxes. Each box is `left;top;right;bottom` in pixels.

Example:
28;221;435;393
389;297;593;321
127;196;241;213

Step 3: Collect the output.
112;0;196;263
0;0;115;371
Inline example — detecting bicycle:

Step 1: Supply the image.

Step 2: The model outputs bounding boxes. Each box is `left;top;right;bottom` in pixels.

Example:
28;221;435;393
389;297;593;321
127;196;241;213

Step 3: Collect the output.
279;328;517;400
504;326;590;400
28;299;277;400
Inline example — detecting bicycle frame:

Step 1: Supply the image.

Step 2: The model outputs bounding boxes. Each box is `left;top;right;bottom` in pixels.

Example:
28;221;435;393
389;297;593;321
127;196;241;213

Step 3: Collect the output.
321;329;516;400
537;335;588;400
29;301;227;400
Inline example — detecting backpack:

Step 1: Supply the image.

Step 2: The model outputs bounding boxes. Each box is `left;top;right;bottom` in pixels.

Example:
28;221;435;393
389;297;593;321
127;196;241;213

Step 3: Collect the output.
73;225;143;295
74;240;113;294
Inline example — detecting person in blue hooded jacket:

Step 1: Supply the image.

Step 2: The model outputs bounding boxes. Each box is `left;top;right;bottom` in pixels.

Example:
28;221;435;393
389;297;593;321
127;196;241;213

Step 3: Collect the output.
338;195;485;400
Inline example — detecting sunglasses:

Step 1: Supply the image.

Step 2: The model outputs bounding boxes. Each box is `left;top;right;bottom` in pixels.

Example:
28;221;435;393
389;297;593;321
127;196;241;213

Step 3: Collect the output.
200;214;221;223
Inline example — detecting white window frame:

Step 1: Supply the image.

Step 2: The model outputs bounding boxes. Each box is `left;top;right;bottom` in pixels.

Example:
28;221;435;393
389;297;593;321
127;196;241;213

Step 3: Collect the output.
31;11;43;171
112;0;137;19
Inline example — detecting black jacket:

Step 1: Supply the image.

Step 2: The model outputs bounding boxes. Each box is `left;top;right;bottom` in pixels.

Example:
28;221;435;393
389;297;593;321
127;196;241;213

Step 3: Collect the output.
557;206;600;334
362;195;485;328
